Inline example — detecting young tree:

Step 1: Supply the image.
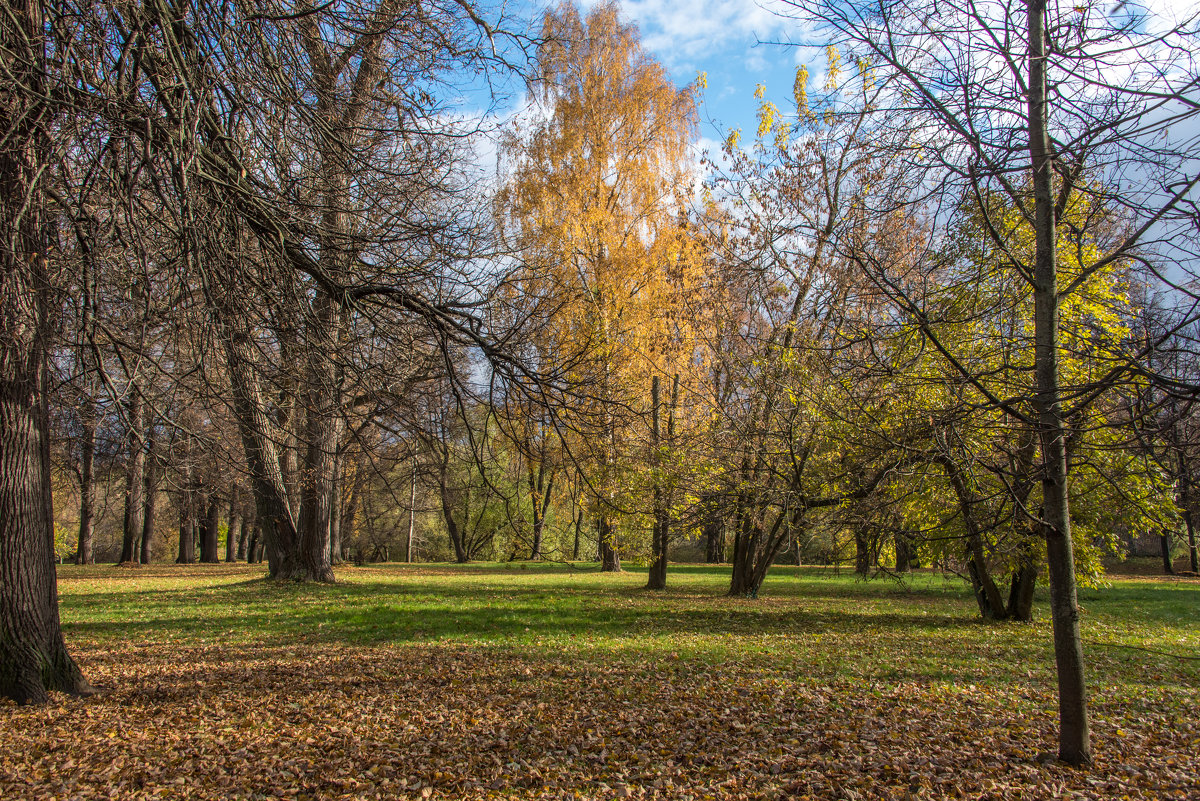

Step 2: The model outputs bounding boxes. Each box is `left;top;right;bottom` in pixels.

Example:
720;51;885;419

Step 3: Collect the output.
786;0;1200;764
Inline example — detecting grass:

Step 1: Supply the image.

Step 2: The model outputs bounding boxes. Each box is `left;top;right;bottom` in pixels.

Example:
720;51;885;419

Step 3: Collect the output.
3;560;1198;799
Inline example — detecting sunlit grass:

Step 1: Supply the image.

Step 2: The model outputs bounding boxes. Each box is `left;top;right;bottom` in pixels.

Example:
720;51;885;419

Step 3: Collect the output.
56;560;1200;694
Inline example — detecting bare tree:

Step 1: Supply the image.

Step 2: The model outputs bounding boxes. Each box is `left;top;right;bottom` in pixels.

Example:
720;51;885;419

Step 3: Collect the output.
782;0;1200;764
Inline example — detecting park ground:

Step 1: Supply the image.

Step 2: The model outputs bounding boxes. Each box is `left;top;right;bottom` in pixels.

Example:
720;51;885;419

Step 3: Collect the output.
1;562;1198;800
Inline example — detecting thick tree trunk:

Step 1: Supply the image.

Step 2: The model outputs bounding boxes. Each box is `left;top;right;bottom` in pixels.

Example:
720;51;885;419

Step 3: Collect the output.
246;521;260;565
223;330;305;579
118;389;145;564
1028;0;1090;763
854;532;871;577
297;292;338;583
176;497;196;564
1007;550;1038;622
704;518;724;564
237;505;253;562
598;516;620;571
894;533;911;573
0;2;93;701
199;495;220;563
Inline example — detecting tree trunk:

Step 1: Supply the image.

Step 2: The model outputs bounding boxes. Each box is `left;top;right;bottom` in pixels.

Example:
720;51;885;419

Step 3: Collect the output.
118;388;145;564
572;503;582;561
598;515;620;571
75;402;96;565
406;460;416;563
177;491;196;564
704;518;724;564
894;533;911;573
223;329;305;579
1159;530;1174;575
0;15;94;696
237;505;254;562
199;495;220;563
854;532;871;577
1028;0;1091;763
646;375;668;590
296;291;339;583
139;423;158;564
439;475;469;564
246;521;260;565
329;447;343;565
226;489;242;564
1007;550;1038;622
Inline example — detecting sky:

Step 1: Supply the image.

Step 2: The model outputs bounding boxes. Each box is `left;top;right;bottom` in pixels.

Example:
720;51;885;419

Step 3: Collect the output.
571;0;812;157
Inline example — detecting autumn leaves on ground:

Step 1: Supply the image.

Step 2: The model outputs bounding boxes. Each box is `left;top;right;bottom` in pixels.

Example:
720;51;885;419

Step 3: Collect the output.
2;564;1197;800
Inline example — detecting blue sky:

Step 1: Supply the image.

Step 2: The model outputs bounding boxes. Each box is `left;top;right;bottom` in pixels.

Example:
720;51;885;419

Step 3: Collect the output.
552;0;818;159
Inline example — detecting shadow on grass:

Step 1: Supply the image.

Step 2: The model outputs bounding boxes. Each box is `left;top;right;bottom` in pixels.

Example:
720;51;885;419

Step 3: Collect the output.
61;566;992;651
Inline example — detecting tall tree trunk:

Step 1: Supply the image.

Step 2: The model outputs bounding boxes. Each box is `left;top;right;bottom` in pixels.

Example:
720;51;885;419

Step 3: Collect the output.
226;487;242;564
0;5;93;697
223;329;304;579
440;476;469;564
329;445;343;565
646;375;675;590
118;388;145;564
297;292;339;583
177;482;197;564
406;459;416;563
139;423;158;564
75;402;96;565
1029;0;1090;763
1177;452;1198;573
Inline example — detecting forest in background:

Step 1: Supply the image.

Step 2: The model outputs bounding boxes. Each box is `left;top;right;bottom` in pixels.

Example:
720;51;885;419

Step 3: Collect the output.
2;0;1199;765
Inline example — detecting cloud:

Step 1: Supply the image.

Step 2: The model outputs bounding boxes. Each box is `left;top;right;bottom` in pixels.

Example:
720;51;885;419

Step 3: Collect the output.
594;0;793;71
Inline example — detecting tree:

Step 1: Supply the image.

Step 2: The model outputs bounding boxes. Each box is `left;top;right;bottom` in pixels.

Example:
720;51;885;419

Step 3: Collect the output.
786;0;1200;764
0;0;94;703
498;1;701;572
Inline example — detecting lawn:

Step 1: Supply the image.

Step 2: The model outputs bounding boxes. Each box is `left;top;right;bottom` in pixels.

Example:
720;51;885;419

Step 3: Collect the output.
2;562;1197;799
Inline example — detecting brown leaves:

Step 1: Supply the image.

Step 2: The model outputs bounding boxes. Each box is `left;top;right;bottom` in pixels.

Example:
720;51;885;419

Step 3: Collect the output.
1;640;1198;799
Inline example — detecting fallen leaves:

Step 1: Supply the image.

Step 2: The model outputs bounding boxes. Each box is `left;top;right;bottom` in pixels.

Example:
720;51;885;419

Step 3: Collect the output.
1;640;1198;799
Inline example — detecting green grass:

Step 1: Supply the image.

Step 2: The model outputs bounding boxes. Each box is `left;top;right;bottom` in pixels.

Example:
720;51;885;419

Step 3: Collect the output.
56;561;1200;692
10;560;1197;799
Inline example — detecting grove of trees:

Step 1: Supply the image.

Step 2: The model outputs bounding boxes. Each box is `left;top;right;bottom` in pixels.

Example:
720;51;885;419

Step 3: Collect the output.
2;0;1198;766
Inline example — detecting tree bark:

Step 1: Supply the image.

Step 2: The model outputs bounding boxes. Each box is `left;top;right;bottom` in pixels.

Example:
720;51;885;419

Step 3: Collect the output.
226;487;242;564
894;533;911;573
75;402;96;565
406;459;416;563
118;388;145;564
704;518;724;564
1028;0;1091;763
139;423;158;564
598;516;621;571
176;486;196;564
199;495;220;563
1159;530;1174;575
0;1;94;701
